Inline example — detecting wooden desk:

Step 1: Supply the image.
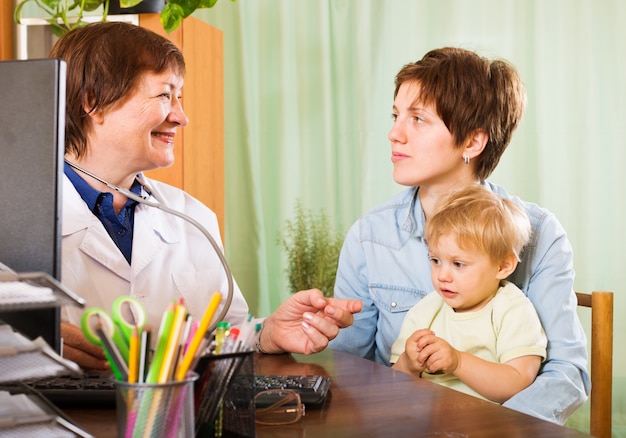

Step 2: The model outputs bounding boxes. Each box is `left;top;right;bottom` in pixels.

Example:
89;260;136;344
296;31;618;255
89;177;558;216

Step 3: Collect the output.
63;350;589;437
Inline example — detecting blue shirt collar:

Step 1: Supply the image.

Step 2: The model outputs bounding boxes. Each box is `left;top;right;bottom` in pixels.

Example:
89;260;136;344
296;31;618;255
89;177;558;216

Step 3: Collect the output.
64;162;143;211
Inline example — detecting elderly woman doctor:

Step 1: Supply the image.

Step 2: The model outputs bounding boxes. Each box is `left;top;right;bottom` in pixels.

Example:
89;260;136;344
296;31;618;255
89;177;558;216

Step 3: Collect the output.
52;21;361;369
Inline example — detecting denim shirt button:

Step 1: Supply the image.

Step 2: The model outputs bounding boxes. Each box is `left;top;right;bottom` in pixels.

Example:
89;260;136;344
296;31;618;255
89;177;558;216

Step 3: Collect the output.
391;301;397;308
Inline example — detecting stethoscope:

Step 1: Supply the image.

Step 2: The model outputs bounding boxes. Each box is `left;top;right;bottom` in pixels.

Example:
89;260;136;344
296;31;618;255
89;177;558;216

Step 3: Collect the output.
64;159;234;334
64;159;162;203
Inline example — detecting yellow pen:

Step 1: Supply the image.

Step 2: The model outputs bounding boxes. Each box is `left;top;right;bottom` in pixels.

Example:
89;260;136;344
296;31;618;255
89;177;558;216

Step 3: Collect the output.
128;326;140;383
175;291;222;381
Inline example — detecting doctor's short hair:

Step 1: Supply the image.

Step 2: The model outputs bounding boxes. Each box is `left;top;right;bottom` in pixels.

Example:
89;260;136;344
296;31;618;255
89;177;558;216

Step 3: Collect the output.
48;21;186;158
424;185;531;263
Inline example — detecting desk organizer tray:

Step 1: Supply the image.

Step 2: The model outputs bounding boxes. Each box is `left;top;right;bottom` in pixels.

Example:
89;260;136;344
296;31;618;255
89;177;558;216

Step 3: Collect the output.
194;351;255;438
0;386;92;437
0;272;85;311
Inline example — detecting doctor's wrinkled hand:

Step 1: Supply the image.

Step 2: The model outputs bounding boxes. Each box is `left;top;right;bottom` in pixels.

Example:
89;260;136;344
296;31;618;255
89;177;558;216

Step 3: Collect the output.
61;322;110;371
258;288;362;355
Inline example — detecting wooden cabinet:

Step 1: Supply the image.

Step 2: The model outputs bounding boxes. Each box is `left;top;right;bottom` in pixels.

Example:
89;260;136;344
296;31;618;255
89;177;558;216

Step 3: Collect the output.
0;2;13;60
140;15;225;236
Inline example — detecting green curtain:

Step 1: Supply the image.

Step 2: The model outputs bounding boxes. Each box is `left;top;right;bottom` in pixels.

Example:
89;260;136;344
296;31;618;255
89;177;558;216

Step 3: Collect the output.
197;1;625;434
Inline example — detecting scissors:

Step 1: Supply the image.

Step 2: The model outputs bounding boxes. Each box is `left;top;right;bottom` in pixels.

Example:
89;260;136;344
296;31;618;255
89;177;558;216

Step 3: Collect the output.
81;295;147;364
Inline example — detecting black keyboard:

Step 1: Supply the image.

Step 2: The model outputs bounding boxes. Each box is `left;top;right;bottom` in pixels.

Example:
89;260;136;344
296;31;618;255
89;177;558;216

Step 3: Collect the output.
247;374;332;405
0;373;331;407
0;372;117;406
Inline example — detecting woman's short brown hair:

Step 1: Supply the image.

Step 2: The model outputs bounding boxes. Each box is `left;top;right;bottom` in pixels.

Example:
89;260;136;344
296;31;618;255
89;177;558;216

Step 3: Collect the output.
49;21;186;157
394;47;526;181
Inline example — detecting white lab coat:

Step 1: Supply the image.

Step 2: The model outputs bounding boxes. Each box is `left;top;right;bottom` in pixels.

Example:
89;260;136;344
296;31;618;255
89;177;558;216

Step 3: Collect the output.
61;174;249;333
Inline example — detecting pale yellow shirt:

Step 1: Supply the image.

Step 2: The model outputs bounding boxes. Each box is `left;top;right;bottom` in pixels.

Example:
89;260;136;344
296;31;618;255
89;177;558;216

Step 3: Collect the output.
390;281;547;402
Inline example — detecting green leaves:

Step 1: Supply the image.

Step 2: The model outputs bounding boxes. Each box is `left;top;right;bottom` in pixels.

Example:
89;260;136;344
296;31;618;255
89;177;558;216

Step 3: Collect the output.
14;0;235;36
160;0;228;34
160;2;184;34
84;0;107;11
198;0;219;7
118;0;143;7
14;0;108;37
277;202;344;298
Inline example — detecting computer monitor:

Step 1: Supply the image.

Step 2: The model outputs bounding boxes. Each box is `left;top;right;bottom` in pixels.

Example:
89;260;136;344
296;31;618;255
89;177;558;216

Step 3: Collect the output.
0;58;66;352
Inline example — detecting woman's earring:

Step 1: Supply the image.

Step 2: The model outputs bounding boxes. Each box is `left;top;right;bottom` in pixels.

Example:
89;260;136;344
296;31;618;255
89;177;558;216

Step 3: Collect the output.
464;155;470;165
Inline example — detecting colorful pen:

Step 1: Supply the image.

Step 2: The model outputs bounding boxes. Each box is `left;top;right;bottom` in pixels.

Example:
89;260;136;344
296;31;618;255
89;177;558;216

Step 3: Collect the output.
94;317;128;381
214;321;230;355
137;325;150;384
128;326;140;383
175;291;222;381
222;327;240;354
157;298;187;383
145;301;175;384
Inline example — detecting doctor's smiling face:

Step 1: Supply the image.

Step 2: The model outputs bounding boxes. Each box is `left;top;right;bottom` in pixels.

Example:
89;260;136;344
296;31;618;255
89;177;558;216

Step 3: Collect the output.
90;69;188;175
48;20;187;180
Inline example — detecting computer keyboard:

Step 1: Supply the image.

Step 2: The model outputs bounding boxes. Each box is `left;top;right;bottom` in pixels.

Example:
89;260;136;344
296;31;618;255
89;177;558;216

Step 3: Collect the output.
0;372;117;406
242;374;332;405
0;373;331;407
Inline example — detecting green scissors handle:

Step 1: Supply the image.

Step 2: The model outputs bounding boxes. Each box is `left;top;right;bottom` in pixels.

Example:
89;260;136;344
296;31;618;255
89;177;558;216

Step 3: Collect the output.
81;295;146;363
109;295;147;341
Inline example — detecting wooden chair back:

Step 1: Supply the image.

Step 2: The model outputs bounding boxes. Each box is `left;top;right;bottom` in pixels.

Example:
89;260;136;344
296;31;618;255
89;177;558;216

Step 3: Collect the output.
575;291;614;438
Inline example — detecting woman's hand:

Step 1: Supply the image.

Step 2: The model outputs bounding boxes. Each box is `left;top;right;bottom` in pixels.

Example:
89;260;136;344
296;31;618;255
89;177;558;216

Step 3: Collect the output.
61;322;110;371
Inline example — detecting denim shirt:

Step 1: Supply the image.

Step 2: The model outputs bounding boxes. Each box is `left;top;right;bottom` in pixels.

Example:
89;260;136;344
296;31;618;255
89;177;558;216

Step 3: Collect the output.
329;182;590;424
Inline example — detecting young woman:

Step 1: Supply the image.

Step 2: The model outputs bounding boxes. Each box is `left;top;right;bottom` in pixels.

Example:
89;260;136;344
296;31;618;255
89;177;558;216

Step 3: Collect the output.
329;47;588;424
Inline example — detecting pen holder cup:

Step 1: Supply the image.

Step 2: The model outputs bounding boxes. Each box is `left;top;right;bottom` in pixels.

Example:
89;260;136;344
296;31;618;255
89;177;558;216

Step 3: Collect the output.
194;351;255;438
115;372;198;438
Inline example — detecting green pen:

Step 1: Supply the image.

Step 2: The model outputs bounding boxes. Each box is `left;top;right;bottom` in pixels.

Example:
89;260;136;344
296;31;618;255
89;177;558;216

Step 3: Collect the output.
214;321;230;355
145;301;176;383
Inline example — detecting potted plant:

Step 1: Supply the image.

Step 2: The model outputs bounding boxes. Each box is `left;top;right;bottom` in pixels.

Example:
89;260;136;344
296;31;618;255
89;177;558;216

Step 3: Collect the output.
14;0;234;36
277;201;344;298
